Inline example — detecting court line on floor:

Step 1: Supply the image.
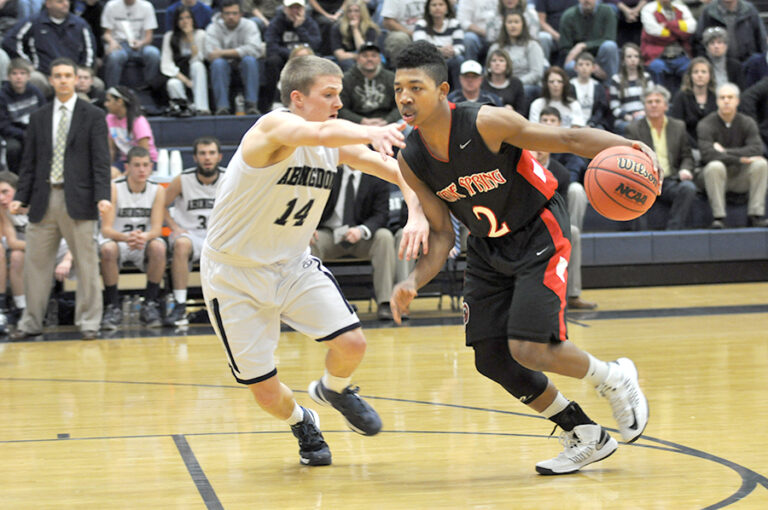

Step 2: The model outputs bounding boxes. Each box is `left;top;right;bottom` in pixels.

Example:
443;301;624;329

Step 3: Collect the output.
172;434;223;510
2;376;766;509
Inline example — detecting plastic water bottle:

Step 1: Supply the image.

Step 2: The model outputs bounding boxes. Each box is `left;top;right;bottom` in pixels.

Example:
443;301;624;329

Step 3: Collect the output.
234;93;245;116
121;295;131;323
169;150;183;177
156;149;169;177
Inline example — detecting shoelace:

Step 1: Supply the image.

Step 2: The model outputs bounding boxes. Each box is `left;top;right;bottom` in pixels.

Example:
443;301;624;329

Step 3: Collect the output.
598;379;637;427
558;429;600;463
293;420;324;448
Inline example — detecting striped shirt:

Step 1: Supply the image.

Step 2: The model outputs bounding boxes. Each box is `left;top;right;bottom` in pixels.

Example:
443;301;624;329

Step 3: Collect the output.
609;72;654;119
412;18;465;56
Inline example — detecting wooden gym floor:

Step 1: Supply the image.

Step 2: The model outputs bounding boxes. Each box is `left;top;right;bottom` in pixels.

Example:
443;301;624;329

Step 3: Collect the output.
1;282;767;509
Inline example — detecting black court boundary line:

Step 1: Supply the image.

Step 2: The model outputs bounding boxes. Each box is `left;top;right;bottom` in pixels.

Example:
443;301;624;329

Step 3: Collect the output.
172;435;223;510
2;378;767;509
2;303;766;342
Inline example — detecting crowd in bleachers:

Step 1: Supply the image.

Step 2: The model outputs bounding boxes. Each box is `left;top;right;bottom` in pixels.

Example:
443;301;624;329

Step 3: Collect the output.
0;0;767;336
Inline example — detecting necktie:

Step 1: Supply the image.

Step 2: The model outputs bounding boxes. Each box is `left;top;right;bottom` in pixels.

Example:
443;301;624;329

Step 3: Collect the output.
342;173;355;226
51;105;68;183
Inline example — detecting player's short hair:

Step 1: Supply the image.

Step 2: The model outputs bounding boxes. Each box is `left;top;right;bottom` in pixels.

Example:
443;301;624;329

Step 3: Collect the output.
395;41;448;86
126;146;151;163
280;55;342;106
8;58;32;76
539;106;561;121
193;136;221;154
643;85;671;103
0;170;18;189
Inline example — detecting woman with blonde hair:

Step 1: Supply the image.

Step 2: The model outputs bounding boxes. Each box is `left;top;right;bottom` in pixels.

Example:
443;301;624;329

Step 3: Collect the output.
330;0;380;71
669;56;717;149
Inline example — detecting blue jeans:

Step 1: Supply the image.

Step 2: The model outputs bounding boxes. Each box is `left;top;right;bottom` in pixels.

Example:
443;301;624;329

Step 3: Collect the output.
565;41;619;83
210;56;260;110
104;42;161;88
463;32;489;63
648;55;690;93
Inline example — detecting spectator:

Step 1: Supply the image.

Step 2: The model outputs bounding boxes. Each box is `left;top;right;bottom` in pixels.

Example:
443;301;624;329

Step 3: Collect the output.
456;0;496;62
100;0;160;89
529;66;585;126
205;0;264;115
311;164;397;321
536;0;577;60
626;85;697;229
487;0;541;45
640;0;697;93
559;0;619;81
669;56;717;148
740;77;768;157
742;50;768;89
75;65;105;109
482;48;527;113
446;59;503;106
162;5;211;116
489;9;547;99
330;0;380;72
263;0;321;112
71;0;104;59
9;57;111;341
308;0;344;55
381;0;425;63
605;0;647;47
104;85;158;174
163;137;224;327
0;58;44;174
694;0;766;63
570;51;612;130
244;0;281;31
701;26;743;89
697;82;768;228
338;41;401;125
609;42;654;134
3;0;99;97
165;0;212;32
99;146;166;329
412;0;464;87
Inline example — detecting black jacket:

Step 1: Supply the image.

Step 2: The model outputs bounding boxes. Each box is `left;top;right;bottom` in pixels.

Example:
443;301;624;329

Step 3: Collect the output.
319;170;390;235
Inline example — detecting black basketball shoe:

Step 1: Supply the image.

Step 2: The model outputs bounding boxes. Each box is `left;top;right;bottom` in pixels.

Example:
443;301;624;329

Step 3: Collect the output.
290;407;331;466
308;379;382;436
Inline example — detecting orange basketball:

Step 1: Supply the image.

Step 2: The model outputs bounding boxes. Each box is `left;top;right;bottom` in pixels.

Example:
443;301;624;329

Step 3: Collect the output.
584;146;660;221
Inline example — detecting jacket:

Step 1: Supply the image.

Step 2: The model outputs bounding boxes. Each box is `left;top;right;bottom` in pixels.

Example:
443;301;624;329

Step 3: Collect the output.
0;81;45;140
558;3;617;57
640;1;696;65
264;9;321;60
694;0;767;61
339;65;401;124
626;116;695;178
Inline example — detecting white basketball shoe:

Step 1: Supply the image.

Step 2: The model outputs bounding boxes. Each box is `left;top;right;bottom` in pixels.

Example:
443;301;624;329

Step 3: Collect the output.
596;357;649;442
536;424;618;475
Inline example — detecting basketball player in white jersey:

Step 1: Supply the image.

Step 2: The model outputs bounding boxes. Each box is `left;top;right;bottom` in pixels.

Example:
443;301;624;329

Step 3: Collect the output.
163;137;224;327
100;147;167;329
201;55;429;466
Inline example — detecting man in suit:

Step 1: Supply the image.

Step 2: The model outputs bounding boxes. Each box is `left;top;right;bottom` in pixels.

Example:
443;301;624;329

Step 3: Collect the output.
626;85;697;229
9;57;112;341
310;164;396;320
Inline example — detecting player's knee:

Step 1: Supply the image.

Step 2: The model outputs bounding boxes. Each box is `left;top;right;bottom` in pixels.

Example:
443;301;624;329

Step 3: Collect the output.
508;339;547;372
249;382;282;409
100;242;118;262
173;237;192;258
147;238;167;259
10;249;24;269
332;329;367;359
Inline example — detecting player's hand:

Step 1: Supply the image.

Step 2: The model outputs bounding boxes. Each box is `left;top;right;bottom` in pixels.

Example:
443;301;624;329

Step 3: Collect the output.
399;210;429;261
309;230;319;245
632;141;663;194
391;279;417;325
98;200;112;214
368;123;406;159
9;200;23;214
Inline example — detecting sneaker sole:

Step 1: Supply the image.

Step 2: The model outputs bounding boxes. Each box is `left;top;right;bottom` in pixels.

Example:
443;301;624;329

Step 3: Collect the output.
535;436;619;476
308;380;379;436
616;358;649;444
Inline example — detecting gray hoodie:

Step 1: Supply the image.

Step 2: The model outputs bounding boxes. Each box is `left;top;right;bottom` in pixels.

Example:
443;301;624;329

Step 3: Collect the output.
204;13;265;60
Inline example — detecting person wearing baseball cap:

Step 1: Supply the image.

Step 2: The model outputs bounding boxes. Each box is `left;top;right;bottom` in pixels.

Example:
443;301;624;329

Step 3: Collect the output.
447;60;503;106
339;40;400;126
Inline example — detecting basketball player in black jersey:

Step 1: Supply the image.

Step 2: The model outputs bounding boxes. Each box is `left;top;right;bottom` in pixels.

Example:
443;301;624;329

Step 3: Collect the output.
391;41;660;475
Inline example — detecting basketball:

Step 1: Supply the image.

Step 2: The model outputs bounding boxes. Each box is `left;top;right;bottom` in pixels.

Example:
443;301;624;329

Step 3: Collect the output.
584;146;660;221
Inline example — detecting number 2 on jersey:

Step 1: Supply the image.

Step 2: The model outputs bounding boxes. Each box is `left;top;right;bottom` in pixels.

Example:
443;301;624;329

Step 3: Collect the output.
274;198;315;226
473;206;510;238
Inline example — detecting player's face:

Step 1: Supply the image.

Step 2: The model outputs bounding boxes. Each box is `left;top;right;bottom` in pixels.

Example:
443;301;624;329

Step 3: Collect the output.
0;182;15;208
193;143;222;176
394;68;447;126
126;156;153;182
690;63;710;88
298;75;343;121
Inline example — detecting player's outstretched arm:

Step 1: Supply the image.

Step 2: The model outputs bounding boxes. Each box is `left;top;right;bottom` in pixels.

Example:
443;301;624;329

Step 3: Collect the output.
477;106;662;190
390;153;455;324
340;144;429;261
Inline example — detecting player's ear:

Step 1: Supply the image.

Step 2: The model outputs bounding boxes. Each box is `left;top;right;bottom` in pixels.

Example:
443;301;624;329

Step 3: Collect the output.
438;81;450;100
290;89;304;108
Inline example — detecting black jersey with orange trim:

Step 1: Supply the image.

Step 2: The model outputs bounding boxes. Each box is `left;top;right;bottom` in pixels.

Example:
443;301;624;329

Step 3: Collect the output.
401;102;558;237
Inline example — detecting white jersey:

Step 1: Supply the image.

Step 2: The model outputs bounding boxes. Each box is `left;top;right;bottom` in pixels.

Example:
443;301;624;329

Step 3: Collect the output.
112;177;160;234
171;168;223;234
205;116;339;266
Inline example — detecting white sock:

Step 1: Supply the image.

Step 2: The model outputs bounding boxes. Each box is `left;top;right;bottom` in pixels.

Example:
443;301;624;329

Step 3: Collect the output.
583;353;611;386
540;392;570;419
322;370;351;393
14;295;26;309
173;289;187;304
285;403;304;425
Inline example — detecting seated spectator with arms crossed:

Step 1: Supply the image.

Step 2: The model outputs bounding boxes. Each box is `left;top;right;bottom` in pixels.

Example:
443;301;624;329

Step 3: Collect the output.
0;58;44;174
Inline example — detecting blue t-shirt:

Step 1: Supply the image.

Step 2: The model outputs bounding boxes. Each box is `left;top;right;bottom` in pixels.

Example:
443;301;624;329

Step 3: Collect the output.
535;0;577;32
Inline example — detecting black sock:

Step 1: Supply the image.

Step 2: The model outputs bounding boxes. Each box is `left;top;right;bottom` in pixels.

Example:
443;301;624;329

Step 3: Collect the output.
549;402;595;432
104;285;119;306
146;282;160;302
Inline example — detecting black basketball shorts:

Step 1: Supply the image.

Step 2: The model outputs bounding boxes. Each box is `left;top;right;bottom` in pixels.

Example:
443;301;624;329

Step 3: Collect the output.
462;193;572;345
